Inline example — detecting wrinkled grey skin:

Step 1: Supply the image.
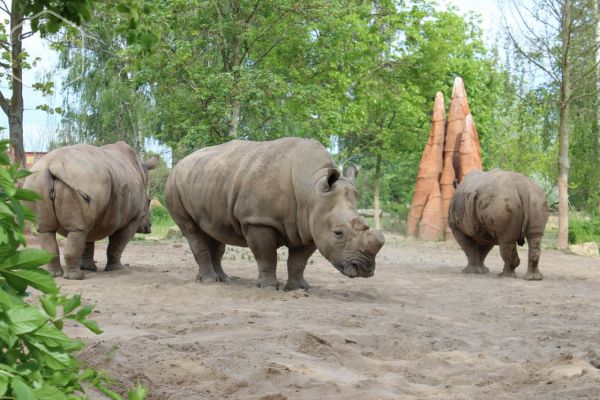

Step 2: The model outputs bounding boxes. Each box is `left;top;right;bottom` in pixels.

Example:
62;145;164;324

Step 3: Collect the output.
448;170;549;280
165;137;385;290
23;142;158;280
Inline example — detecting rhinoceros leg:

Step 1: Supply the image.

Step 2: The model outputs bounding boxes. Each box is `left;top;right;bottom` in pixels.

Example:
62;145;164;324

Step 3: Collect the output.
246;225;278;290
80;241;97;272
524;236;543;281
210;241;231;282
39;231;63;277
498;241;520;278
284;245;316;291
105;221;138;271
454;230;489;274
62;231;86;280
181;228;219;283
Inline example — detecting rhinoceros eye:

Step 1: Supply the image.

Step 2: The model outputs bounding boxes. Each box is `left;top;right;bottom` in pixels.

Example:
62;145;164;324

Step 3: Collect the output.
334;230;344;239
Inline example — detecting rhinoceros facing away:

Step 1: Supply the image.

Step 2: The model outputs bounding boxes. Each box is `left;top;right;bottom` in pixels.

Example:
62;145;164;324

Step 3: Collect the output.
165;137;385;290
448;170;549;280
24;142;159;280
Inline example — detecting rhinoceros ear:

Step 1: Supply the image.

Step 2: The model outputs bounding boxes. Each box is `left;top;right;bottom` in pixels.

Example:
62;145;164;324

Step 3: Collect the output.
142;155;160;171
323;168;340;191
342;164;358;185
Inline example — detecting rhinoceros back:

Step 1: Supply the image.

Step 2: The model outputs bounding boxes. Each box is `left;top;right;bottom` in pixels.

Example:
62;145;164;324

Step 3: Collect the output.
166;138;335;247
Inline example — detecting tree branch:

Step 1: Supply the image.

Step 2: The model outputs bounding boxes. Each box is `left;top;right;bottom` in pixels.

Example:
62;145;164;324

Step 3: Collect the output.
0;90;10;115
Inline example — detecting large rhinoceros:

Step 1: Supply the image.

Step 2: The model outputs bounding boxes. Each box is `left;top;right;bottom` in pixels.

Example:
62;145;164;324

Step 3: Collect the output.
448;169;548;280
165;137;385;290
24;142;159;280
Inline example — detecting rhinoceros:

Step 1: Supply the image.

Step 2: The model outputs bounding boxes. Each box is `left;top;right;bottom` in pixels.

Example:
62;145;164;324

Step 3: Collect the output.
448;169;548;280
24;142;159;280
165;137;385;290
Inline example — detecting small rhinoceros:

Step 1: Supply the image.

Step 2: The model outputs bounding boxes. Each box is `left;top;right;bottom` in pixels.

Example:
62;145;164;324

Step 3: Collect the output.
165;137;385;290
448;169;548;280
24;142;159;280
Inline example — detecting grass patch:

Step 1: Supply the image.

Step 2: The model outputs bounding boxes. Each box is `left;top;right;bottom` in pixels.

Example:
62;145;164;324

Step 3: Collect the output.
569;215;600;246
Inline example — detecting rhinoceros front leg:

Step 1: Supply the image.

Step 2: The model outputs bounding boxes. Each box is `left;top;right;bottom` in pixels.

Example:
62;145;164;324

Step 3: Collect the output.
453;230;489;274
246;226;279;290
498;241;520;278
105;220;138;271
80;241;97;272
210;240;231;282
63;231;86;280
284;245;316;291
524;236;543;281
39;231;63;277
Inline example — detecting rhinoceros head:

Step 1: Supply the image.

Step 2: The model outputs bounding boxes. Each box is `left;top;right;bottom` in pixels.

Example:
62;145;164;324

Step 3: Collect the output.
310;168;385;278
136;155;160;234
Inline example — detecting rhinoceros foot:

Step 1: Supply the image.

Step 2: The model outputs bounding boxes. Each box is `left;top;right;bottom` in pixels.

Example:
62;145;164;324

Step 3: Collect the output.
284;278;310;291
498;270;517;278
256;278;279;290
63;269;84;280
196;272;220;284
48;267;64;278
80;260;97;272
462;265;490;274
524;271;543;281
105;262;124;272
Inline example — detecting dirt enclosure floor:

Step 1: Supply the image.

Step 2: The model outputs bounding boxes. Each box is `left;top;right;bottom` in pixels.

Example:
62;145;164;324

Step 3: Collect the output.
51;235;600;400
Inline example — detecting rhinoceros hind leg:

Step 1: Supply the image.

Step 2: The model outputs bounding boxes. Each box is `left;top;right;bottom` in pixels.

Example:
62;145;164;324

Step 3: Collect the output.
80;241;97;271
246;226;279;290
524;236;543;281
39;231;63;277
181;228;219;283
284;245;316;291
454;230;489;274
63;231;86;280
106;221;138;271
498;242;519;278
210;241;231;282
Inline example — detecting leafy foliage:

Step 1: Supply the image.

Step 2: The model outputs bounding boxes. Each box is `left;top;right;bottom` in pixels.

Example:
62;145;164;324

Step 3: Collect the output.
0;140;146;399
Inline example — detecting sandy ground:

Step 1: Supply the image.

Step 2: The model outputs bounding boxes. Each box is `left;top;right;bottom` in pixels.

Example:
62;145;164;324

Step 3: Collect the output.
48;234;600;400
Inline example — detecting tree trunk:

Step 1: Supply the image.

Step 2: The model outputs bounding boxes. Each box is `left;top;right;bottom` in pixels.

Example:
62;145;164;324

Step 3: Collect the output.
373;154;382;230
9;0;25;165
557;0;571;250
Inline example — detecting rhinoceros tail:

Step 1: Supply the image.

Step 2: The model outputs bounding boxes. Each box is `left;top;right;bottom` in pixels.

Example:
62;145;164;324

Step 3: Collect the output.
47;162;92;204
517;187;529;246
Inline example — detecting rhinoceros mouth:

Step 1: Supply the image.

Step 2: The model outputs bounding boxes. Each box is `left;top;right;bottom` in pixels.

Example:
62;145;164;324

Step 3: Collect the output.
336;259;375;278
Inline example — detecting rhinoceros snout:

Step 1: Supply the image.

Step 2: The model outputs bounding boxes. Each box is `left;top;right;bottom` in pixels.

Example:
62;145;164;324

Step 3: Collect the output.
338;259;375;278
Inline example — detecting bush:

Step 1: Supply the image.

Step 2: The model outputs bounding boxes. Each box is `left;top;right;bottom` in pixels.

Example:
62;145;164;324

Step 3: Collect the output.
568;215;600;245
151;204;173;226
0;140;146;399
148;164;170;205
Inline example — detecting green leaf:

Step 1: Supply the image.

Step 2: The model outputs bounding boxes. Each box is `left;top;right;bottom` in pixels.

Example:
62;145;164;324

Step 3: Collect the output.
14;189;41;202
0;374;7;397
75;304;94;320
30;324;71;347
2;269;57;294
81;319;103;335
14;169;31;179
6;305;49;334
0;320;18;348
0;202;14;217
40;295;57;317
33;385;66;400
1;248;55;270
0;168;16;197
62;295;80;315
10;376;37;400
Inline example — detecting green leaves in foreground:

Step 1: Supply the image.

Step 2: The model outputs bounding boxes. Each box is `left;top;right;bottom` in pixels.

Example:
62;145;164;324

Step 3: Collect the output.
0;140;145;399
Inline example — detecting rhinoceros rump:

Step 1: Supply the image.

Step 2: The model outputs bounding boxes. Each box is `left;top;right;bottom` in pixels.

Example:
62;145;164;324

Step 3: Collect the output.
24;142;158;280
448;170;549;280
165;138;385;290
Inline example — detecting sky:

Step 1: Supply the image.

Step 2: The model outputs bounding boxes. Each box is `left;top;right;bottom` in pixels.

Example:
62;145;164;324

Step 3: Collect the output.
0;0;503;158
